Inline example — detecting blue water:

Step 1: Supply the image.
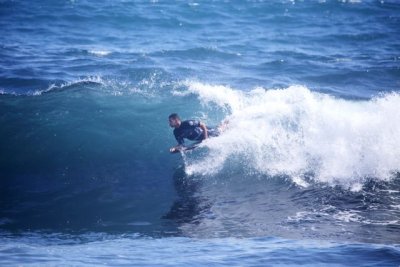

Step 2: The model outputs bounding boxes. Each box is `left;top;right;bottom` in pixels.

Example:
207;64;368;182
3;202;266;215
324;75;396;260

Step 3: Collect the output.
1;0;400;266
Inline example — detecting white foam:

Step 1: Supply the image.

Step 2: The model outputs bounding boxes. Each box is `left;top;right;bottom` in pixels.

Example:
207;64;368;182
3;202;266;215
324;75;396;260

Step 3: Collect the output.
179;81;400;187
292;176;310;188
333;210;363;223
0;88;19;96
88;50;111;57
333;210;399;225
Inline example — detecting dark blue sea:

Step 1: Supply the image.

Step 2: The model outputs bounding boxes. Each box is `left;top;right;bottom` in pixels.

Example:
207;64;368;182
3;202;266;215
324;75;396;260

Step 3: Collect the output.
1;0;400;266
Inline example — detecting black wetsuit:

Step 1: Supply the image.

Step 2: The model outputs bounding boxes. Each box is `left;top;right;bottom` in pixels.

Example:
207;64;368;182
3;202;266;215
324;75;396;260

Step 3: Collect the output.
173;120;219;145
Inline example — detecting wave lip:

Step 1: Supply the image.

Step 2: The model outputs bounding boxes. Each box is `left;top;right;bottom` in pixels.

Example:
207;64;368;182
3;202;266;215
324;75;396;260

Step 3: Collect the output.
179;81;400;188
33;76;107;95
1;74;168;97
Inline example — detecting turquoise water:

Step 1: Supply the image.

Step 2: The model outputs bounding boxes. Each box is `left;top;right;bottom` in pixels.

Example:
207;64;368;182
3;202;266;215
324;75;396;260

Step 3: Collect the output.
1;0;400;266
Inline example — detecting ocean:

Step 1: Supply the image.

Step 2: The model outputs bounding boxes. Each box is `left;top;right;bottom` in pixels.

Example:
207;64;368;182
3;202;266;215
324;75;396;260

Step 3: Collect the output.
1;0;400;266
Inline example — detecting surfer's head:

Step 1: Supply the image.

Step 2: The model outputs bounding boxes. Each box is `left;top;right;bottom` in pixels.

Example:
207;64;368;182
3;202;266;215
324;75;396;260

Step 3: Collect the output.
168;113;181;128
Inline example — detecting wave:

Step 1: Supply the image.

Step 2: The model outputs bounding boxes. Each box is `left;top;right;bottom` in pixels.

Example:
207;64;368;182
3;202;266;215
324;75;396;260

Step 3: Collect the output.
35;76;107;95
0;76;105;96
1;78;399;241
176;81;400;189
0;75;170;97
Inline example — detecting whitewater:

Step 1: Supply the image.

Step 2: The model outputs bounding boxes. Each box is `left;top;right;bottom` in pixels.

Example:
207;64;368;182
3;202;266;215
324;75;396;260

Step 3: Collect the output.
179;82;400;189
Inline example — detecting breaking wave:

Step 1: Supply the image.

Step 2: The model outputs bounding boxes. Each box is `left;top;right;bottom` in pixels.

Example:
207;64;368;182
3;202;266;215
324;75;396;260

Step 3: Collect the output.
177;82;400;188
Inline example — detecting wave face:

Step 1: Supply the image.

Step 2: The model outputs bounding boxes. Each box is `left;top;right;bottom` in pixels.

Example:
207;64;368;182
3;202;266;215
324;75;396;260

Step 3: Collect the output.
0;81;180;235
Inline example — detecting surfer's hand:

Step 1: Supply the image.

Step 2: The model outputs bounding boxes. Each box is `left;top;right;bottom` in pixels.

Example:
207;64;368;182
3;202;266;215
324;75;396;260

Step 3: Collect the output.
170;147;180;153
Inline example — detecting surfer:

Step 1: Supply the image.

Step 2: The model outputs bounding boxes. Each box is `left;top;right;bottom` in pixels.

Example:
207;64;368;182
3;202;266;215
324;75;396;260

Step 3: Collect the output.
168;113;227;153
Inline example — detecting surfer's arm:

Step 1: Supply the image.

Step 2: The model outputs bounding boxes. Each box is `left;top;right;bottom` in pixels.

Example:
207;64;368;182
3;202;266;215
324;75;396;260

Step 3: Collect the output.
170;134;184;153
200;122;208;139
